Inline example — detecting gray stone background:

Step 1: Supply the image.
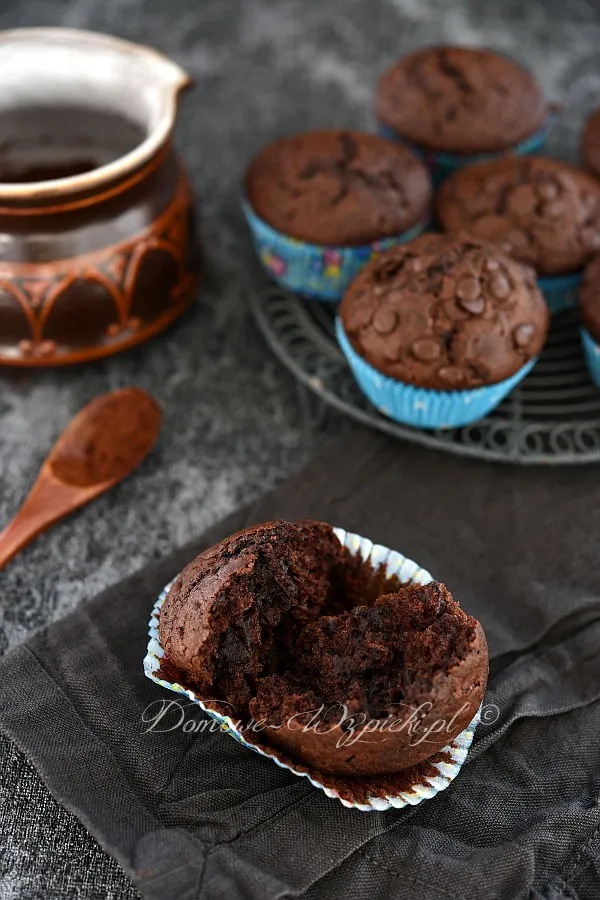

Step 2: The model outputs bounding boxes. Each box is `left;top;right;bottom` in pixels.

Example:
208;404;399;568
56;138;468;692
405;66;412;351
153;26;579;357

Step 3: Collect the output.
1;0;599;897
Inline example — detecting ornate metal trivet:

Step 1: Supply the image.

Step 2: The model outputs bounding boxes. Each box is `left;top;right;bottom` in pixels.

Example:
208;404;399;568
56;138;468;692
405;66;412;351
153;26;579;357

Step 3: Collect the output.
249;279;600;465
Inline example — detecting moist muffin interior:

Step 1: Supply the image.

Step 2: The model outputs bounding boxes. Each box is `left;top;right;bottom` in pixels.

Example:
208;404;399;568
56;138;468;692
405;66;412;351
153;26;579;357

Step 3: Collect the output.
251;582;478;725
160;522;478;725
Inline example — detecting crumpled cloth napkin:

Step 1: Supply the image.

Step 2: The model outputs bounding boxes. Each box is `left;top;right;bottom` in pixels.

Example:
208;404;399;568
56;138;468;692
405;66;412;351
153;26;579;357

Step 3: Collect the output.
1;428;600;900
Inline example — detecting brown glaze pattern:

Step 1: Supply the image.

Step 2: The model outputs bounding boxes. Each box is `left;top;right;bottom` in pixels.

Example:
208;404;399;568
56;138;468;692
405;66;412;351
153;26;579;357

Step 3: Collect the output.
0;152;198;366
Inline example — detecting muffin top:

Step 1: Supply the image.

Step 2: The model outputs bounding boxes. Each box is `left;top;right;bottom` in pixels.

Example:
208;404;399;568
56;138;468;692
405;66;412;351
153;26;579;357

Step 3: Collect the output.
340;232;549;390
244;129;431;245
159;519;344;708
376;46;546;154
580;255;600;340
582;108;600;179
437;157;600;277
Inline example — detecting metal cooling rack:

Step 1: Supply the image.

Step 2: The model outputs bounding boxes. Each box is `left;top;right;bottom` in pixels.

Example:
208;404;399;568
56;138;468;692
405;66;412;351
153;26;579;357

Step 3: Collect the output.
249;279;600;465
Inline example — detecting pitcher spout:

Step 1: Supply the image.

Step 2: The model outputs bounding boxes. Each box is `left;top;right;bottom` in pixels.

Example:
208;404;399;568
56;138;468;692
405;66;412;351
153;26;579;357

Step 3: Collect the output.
148;51;192;94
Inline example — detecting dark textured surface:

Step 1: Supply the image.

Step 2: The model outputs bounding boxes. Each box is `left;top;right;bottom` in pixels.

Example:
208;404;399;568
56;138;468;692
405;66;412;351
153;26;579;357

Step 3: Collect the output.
1;0;600;897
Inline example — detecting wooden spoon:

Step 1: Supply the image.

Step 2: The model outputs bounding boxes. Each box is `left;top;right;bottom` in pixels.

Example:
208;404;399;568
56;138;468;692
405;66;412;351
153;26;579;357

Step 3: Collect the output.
0;387;161;571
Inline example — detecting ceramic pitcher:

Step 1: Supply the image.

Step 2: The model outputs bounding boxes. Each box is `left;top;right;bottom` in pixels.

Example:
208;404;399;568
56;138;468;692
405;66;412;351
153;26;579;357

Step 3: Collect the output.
0;28;198;365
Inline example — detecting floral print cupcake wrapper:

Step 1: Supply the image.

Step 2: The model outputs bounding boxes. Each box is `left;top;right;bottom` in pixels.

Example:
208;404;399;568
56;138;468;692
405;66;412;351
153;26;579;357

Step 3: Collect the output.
242;199;428;301
377;113;555;187
581;327;600;388
538;271;582;315
144;527;481;812
336;317;537;430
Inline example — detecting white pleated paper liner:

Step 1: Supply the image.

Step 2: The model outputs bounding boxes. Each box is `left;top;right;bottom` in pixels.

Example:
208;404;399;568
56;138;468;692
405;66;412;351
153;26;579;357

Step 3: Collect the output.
144;527;482;811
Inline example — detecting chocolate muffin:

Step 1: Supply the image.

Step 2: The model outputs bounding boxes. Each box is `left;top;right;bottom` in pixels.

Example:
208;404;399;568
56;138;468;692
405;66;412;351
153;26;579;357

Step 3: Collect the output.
580;254;600;341
159;520;344;711
251;581;487;775
159;520;488;776
437;156;600;277
339;232;549;391
376;46;547;155
244;129;431;245
582;108;600;179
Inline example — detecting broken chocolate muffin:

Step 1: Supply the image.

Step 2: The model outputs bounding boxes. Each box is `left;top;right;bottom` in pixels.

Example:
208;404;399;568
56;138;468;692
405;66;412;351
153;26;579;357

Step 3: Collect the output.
159;520;488;776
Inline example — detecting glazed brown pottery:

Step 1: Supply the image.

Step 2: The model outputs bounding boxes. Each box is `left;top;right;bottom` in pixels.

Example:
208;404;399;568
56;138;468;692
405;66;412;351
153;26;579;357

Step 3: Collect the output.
0;28;199;366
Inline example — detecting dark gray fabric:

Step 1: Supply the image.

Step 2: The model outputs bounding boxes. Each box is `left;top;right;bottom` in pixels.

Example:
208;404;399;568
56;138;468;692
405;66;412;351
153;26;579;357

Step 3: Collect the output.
1;428;600;900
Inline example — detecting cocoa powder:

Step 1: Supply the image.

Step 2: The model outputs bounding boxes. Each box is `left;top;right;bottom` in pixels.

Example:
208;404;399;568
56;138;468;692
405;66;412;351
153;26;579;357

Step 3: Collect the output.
50;389;161;487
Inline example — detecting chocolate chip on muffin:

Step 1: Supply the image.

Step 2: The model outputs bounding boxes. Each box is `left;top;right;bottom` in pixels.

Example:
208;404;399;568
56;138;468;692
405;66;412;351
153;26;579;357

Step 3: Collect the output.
376;46;547;154
437;156;600;277
159;520;488;776
244;129;431;245
582;108;600;180
339;232;549;391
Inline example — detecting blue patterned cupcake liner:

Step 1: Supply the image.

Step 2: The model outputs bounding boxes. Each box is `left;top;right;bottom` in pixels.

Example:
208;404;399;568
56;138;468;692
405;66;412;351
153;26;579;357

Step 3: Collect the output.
377;113;555;187
336;318;537;430
144;527;482;812
242;199;429;302
538;271;582;315
581;327;600;388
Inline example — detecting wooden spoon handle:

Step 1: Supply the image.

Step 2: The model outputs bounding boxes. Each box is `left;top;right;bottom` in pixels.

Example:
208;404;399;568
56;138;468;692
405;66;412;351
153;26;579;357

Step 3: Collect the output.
0;512;47;571
0;474;97;571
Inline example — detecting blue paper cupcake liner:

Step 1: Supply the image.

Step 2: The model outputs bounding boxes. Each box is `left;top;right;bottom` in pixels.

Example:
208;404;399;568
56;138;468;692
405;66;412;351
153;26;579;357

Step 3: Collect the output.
242;199;428;301
336;318;537;430
144;527;482;812
581;327;600;388
538;271;582;315
377;113;555;187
